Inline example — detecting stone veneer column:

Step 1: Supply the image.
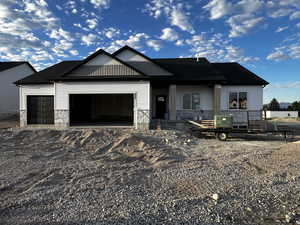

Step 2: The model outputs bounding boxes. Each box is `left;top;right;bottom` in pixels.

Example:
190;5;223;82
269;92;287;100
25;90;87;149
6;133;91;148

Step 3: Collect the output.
168;85;177;120
213;84;221;115
20;110;27;127
55;110;69;128
137;109;150;130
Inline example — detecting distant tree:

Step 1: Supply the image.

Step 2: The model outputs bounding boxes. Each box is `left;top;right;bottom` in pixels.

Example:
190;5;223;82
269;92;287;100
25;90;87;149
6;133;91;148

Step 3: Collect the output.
263;104;269;111
291;101;300;115
269;98;280;111
287;105;294;111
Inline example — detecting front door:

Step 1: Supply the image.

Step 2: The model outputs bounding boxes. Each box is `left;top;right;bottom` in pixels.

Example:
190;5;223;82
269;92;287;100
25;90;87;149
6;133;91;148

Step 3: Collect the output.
156;95;167;119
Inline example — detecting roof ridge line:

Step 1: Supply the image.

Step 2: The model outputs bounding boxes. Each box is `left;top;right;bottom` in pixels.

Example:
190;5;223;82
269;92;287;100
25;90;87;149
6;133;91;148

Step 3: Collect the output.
60;48;148;77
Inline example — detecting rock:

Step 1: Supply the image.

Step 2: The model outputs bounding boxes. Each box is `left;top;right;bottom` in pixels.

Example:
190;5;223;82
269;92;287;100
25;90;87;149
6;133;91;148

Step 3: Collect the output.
212;193;219;201
246;207;252;212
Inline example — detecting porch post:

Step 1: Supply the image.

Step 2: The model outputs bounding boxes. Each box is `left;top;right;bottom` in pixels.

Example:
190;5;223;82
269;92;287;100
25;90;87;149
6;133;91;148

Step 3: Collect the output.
169;85;177;120
213;84;221;115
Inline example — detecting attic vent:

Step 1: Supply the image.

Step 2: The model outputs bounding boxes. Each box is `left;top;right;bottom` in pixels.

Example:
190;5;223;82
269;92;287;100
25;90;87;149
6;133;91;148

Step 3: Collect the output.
69;65;140;76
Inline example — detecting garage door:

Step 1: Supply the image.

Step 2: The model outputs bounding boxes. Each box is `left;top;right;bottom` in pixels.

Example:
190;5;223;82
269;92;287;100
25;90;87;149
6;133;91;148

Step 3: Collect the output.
27;96;54;125
70;94;134;126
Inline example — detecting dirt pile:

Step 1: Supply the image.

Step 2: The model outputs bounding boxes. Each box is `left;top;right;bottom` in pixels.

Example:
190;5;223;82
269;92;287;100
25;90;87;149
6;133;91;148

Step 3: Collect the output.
1;129;189;168
92;133;187;168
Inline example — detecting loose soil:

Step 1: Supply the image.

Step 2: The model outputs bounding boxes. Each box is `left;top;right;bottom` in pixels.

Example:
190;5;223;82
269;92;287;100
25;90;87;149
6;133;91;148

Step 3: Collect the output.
0;129;299;225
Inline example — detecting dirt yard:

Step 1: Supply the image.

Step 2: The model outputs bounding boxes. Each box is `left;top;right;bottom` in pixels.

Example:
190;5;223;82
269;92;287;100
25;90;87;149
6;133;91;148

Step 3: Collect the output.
0;129;300;225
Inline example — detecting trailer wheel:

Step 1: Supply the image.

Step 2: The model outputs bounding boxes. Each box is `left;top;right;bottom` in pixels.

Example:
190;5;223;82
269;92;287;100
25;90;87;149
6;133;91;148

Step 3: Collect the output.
217;132;228;141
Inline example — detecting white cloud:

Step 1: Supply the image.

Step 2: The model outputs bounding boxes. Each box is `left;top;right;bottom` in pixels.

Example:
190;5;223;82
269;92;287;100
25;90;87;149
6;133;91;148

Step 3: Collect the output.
70;50;79;56
267;32;300;61
276;26;289;33
145;0;195;33
290;11;300;20
203;0;233;20
100;33;151;53
268;8;293;18
81;34;97;46
90;0;110;8
227;15;264;38
49;28;74;41
175;39;184;46
203;0;263;20
103;27;120;39
160;28;179;41
170;7;195;34
185;33;259;63
146;40;162;51
86;18;98;29
267;81;300;89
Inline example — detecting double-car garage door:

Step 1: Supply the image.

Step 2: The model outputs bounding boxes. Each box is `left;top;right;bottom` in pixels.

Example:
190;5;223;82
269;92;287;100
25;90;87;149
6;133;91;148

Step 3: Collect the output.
27;94;134;126
70;94;134;126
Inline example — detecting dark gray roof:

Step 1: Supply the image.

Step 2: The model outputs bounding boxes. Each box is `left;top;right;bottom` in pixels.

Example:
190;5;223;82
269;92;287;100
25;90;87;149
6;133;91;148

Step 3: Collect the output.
0;62;36;73
212;63;268;85
15;61;81;85
15;48;269;86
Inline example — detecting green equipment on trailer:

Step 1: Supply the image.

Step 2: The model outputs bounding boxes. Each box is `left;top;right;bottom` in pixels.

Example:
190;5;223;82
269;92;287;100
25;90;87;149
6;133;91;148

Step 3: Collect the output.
214;115;233;129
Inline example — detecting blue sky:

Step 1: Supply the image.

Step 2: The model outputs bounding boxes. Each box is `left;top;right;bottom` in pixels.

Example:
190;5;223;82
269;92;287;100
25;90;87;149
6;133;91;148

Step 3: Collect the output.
0;0;300;103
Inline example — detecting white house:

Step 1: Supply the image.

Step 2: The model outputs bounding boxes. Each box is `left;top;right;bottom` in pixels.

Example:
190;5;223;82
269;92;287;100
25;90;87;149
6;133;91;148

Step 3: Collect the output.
265;111;299;119
15;46;269;129
0;62;36;118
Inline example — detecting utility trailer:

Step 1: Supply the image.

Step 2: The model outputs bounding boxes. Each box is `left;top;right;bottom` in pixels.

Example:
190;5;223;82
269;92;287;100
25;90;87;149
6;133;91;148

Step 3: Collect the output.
187;119;294;142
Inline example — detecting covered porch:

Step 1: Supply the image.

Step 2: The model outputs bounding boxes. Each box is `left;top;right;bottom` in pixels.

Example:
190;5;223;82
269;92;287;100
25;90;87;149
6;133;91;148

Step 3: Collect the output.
150;84;262;129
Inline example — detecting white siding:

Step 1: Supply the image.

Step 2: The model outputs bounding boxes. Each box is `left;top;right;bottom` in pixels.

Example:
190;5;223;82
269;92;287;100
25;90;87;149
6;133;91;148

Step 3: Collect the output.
85;53;122;66
115;49;172;76
0;64;35;114
20;84;54;110
115;49;148;62
176;86;213;110
55;82;151;110
266;111;298;118
220;85;263;110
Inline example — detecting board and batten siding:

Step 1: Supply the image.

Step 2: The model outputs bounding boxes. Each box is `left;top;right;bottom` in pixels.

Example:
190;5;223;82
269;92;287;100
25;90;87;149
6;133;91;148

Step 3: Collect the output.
69;65;140;76
69;52;141;76
220;85;263;110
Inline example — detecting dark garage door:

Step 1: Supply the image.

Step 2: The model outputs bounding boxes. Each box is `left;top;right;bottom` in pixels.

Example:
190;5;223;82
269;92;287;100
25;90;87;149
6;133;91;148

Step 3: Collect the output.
70;94;134;126
27;96;54;125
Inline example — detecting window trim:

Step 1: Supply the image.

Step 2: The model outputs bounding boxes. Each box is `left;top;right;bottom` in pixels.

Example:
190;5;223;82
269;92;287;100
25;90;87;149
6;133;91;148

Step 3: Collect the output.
182;92;201;110
228;92;248;110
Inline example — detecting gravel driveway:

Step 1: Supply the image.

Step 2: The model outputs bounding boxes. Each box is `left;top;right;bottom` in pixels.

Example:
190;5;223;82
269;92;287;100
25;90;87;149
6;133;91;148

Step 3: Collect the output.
0;129;299;225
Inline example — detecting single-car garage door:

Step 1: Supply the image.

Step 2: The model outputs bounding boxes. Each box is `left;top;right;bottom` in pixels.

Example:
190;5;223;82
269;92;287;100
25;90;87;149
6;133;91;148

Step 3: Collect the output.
27;96;54;125
69;94;134;126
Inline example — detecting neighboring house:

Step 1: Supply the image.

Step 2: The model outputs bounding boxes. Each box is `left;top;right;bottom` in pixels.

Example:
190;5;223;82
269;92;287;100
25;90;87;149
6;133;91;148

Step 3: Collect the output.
15;46;269;129
264;111;298;119
0;62;36;118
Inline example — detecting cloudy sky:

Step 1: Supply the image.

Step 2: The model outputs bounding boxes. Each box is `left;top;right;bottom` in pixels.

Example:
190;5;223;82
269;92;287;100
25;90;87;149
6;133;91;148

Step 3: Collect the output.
1;0;300;103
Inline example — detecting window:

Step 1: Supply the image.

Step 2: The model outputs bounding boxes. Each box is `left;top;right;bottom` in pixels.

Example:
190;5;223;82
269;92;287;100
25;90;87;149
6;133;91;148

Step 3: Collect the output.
229;92;247;109
183;94;192;109
182;93;201;110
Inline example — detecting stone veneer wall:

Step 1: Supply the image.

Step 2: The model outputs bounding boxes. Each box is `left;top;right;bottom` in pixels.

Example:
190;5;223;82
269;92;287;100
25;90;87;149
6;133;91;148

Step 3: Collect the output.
137;109;151;130
55;110;69;128
20;110;27;127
